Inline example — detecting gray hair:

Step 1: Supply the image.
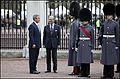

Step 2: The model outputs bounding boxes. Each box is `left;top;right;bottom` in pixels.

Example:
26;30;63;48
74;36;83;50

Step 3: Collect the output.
48;15;54;20
33;14;39;21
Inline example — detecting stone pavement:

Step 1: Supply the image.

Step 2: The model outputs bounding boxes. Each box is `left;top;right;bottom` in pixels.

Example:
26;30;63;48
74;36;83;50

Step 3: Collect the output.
1;58;120;79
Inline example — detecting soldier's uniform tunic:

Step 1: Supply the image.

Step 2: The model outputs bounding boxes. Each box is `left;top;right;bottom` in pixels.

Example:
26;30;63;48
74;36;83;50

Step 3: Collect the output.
68;19;79;66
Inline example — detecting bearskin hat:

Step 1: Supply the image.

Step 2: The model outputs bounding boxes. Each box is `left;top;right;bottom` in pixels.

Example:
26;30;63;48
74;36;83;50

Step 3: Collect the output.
116;4;120;17
79;8;92;21
69;2;80;19
103;3;115;15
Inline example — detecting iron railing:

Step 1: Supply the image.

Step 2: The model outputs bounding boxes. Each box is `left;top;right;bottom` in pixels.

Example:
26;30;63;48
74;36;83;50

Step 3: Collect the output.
0;0;120;49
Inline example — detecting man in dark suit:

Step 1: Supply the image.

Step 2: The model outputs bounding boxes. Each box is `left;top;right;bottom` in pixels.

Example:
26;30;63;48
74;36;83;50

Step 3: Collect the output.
43;16;60;73
28;14;41;74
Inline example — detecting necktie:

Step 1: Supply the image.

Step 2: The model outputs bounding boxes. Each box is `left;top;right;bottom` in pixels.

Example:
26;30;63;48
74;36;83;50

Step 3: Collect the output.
37;25;41;32
50;24;53;34
51;24;52;30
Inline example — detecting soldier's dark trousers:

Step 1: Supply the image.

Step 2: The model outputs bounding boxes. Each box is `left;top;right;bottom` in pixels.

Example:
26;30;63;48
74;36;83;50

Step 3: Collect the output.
103;65;114;78
46;48;57;71
81;63;90;76
29;48;39;73
116;63;120;72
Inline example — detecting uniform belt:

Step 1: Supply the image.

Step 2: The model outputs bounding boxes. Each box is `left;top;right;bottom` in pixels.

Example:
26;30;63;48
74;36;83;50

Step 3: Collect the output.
103;35;115;38
79;37;90;40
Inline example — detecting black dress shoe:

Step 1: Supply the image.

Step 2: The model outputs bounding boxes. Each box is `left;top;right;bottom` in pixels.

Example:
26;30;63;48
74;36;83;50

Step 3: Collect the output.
101;76;106;79
30;71;40;74
45;71;51;73
111;77;116;79
78;74;90;78
53;70;57;73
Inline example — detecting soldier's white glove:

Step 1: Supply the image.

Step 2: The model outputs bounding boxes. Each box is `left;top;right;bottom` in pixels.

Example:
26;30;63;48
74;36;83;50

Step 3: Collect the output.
98;45;102;48
58;45;60;48
72;47;74;50
115;47;118;49
75;48;78;51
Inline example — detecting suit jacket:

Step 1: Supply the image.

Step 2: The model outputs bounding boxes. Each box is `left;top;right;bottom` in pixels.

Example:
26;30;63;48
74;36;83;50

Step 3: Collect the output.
43;24;60;48
28;22;41;48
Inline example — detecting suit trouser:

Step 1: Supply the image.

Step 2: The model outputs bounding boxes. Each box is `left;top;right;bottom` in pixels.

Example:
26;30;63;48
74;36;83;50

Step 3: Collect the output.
116;63;120;72
81;63;90;76
46;48;57;71
29;48;39;73
103;65;114;78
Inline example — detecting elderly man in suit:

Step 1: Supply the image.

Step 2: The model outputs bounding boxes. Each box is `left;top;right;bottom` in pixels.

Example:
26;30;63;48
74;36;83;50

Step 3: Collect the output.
28;14;41;74
43;16;61;73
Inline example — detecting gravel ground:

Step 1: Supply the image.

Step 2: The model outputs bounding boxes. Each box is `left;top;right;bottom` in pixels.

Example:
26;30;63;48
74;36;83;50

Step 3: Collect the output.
1;58;120;79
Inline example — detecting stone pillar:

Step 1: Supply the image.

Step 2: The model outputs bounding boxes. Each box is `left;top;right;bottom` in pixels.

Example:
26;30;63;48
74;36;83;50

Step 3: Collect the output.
23;1;47;59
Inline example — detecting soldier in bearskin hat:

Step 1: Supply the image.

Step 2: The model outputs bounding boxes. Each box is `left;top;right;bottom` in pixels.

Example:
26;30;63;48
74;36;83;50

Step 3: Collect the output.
68;2;80;75
115;4;120;73
99;3;119;79
76;8;94;77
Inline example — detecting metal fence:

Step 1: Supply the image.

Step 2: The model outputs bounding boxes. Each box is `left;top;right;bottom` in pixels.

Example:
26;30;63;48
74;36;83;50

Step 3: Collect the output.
0;0;27;49
46;0;120;50
0;0;120;49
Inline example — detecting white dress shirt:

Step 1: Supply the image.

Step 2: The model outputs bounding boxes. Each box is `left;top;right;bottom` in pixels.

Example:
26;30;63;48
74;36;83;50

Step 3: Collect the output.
34;21;41;32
